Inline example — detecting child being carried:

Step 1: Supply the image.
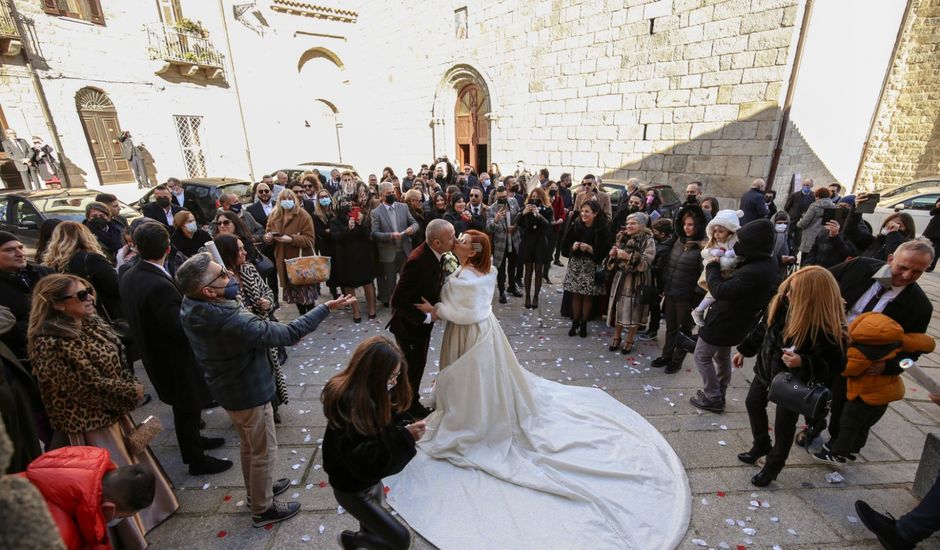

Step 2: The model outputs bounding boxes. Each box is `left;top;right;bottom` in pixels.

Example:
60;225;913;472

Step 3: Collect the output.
692;209;743;327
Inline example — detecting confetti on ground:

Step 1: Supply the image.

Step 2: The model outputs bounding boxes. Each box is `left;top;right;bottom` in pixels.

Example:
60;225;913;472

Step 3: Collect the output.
718;440;727;446
847;515;859;524
301;534;311;542
825;471;845;484
202;483;210;490
691;539;707;547
319;524;326;534
770;516;779;522
787;528;798;536
742;527;756;536
236;500;244;507
222;495;231;501
337;505;345;515
217;531;227;538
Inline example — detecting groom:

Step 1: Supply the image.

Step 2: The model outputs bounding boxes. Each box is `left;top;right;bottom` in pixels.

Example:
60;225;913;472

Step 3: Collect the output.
388;218;455;418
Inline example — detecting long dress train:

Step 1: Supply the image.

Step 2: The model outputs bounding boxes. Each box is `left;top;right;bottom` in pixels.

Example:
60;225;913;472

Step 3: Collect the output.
385;267;691;550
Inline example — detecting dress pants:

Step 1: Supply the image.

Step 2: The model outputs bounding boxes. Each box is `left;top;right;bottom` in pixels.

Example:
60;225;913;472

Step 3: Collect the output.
496;248;518;292
897;472;940;544
333;483;411;550
129;154;149;186
378;251;405;303
394;330;431;408
661;296;694;363
172;403;205;465
745;377;801;470
18;168;42;190
694;337;733;402
227;403;278;516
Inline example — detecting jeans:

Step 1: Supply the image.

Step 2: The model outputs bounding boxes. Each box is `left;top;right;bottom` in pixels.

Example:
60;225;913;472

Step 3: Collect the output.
333;484;410;550
227;403;278;515
129;154;149;186
897;472;940;544
496;249;518;292
661;296;694;364
693;337;733;402
648;295;663;333
745;376;801;471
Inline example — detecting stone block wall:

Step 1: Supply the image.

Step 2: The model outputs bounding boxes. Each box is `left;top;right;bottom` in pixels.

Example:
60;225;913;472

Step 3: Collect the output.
772;118;837;196
857;0;940;191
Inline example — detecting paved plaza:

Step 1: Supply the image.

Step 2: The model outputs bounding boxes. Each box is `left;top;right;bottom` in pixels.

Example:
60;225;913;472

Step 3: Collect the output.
139;264;940;550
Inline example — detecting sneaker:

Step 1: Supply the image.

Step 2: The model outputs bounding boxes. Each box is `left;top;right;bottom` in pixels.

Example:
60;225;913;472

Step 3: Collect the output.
689;394;724;413
251;500;301;528
691;308;706;327
246;478;292;505
636;330;658;341
188;456;233;475
337;530;358;550
854;500;915;550
813;448;847;464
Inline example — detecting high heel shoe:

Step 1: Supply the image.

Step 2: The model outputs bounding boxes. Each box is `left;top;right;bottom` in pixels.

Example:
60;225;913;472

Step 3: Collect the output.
353;317;362;323
608;337;621;351
578;320;587;338
368;313;377;320
750;466;781;487
532;297;539;309
621;340;634;354
569;321;580;337
737;444;772;465
525;295;532;309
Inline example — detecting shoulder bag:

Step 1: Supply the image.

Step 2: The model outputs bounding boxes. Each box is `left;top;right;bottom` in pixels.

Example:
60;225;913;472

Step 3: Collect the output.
768;360;831;419
285;246;331;286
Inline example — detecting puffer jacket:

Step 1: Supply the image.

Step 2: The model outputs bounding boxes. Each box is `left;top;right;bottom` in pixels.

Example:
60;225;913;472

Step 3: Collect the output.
662;204;707;300
843;312;935;406
699;219;779;347
180;297;330;411
22;446;115;550
797;198;834;253
737;299;847;387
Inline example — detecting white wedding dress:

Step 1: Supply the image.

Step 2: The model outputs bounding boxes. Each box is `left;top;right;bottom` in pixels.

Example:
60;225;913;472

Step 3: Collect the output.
385;267;691;550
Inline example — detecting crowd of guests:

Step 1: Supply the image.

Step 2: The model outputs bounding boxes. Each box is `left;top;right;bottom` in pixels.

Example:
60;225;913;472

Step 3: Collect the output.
2;161;940;549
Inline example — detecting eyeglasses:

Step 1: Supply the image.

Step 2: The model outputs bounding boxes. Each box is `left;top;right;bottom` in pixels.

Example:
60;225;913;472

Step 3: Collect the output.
203;268;231;290
215;220;232;226
59;288;93;302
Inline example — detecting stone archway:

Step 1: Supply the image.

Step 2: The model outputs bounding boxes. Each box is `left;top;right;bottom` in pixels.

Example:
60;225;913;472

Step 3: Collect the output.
431;63;497;170
75;87;133;184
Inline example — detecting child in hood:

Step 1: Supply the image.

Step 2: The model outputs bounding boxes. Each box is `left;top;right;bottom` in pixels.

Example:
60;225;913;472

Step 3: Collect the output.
814;312;935;464
692;209;743;327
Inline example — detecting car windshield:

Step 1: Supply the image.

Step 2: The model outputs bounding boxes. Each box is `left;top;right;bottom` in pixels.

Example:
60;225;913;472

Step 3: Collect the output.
30;195;137;221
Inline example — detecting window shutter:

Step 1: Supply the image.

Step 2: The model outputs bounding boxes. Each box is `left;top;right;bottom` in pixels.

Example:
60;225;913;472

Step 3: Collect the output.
40;0;61;15
87;0;105;25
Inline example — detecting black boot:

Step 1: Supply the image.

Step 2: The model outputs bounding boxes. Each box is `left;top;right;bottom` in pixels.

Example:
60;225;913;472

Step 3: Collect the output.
751;465;781;487
568;320;579;337
579;321;587;338
737;442;772;464
499;291;508;304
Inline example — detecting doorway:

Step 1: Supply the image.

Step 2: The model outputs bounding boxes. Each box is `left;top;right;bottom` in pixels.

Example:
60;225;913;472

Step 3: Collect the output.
454;83;489;174
76;88;133;184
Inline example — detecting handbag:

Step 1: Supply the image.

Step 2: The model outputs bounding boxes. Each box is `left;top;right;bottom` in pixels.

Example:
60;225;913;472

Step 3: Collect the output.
677;330;698;354
594;265;610;285
634;284;658;306
284;247;331;286
125;415;163;455
252;253;275;276
768;371;832;419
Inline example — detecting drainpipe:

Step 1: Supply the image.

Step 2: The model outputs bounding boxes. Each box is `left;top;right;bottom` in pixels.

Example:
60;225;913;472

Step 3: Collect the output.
218;0;255;182
6;0;71;187
766;0;814;189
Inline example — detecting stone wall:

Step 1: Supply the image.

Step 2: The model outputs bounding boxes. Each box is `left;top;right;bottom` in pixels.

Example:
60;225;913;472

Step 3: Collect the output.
857;0;940;191
348;0;806;204
772;118;837;197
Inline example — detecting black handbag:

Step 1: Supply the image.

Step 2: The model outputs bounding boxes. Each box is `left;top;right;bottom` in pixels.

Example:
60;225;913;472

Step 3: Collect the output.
634;284;658;306
677;330;698;354
252;253;275;276
768;371;832;419
594;265;610;285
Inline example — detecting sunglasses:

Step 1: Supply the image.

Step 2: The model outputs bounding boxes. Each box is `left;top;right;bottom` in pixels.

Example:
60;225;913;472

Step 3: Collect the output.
215;219;232;226
60;288;93;302
303;184;315;188
257;190;271;195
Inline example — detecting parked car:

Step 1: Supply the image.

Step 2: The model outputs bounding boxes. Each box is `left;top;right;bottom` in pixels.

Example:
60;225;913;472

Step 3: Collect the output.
570;180;681;219
269;162;358;185
861;186;940;236
134;177;252;226
877;176;940;201
0;188;140;247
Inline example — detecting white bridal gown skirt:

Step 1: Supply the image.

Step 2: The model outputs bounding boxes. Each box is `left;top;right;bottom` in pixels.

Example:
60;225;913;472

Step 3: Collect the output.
385;314;691;550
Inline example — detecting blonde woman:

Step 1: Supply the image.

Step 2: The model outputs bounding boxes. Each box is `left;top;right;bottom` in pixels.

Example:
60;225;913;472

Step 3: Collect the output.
28;274;178;547
42;221;123;323
605;212;655;352
734;266;848;487
264;189;317;314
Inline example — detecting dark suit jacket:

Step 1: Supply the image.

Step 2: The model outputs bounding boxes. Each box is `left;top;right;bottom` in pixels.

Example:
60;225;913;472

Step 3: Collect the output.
118;261;211;407
141;202;184;229
388;243;444;339
830;257;933;374
246;201;271;230
66;250;123;320
0;263;52;359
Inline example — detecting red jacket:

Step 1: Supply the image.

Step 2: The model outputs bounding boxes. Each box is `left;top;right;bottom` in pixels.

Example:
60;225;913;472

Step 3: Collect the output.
21;446;115;550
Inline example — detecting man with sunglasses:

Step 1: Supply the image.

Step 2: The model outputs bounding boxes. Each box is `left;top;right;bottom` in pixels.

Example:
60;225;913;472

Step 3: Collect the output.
247;182;275;228
220;192;263;238
178;253;355;527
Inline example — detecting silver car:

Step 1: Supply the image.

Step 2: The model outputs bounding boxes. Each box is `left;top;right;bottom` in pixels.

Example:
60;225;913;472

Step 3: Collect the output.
862;186;940;236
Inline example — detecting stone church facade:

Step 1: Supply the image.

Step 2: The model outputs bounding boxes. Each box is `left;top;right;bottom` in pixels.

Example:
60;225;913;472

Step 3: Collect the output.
0;0;935;205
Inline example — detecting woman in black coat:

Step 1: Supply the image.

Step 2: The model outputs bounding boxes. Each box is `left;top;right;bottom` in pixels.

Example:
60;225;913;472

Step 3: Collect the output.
923;198;940;271
443;194;472;235
653;204;706;374
331;199;377;322
859;212;915;261
735;266;847;487
515;187;554;308
561;201;610;336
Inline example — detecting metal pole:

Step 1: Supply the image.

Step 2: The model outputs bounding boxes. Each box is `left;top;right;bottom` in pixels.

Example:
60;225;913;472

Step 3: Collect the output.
6;0;72;187
218;0;255;182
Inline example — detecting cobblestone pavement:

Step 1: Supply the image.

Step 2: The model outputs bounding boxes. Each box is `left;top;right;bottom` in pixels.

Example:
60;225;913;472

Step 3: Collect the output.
140;264;940;549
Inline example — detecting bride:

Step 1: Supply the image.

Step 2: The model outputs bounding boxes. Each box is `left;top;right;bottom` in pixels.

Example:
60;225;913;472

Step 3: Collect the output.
385;230;691;550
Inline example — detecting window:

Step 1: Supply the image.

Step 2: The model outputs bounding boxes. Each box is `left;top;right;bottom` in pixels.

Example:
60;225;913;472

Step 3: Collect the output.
174;115;207;178
905;194;940;211
13;199;41;227
156;0;181;25
41;0;105;25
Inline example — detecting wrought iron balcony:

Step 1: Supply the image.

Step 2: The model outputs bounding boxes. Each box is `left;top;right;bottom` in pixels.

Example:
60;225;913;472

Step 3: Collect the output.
146;23;225;80
0;1;22;57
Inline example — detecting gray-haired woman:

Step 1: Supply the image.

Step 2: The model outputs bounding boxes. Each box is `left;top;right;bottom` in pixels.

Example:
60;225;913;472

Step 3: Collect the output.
605;212;655;354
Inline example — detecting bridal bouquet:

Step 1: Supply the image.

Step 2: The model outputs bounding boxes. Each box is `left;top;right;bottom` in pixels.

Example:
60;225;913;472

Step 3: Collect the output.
441;252;460;277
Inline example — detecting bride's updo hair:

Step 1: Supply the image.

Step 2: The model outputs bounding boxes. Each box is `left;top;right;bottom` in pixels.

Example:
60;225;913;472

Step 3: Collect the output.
463;229;492;273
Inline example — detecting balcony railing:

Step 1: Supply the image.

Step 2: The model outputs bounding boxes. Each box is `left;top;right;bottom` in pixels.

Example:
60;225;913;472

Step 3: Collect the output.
146;23;225;80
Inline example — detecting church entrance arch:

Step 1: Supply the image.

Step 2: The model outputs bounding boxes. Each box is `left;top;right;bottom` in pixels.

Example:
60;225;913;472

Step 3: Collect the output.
432;63;496;174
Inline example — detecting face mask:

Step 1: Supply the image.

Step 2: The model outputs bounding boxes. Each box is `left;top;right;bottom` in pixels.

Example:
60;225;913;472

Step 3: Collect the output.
686;194;697;203
802;187;811;194
229;202;242;214
280;200;295;211
628;205;640;213
88;218;108;230
184;221;198;233
222;278;240;300
155;197;171;208
703;211;713;222
497;198;507;205
319;197;331;207
385;194;396;205
549;189;557;197
775;224;788;233
0;307;15;334
646;195;654;204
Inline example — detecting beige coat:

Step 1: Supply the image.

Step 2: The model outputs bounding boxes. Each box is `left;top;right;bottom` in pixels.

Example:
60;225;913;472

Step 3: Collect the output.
267;209;316;290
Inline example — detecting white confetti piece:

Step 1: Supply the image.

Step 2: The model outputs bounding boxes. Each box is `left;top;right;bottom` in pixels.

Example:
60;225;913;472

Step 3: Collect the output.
724;518;735;526
787;528;798;536
337;505;345;514
701;498;709;505
292;464;300;470
773;546;783;550
825;471;845;484
319;524;326;534
690;539;707;547
202;483;210;490
719;425;728;430
305;484;314;490
847;515;859;524
770;516;779;522
718;440;727;446
236;500;244;507
301;535;311;542
291;492;300;499
742;527;756;536
718;543;730;550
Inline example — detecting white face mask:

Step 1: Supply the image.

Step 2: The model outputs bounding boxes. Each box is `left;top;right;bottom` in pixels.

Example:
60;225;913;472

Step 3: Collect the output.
775;224;787;233
880;227;891;236
184;221;198;233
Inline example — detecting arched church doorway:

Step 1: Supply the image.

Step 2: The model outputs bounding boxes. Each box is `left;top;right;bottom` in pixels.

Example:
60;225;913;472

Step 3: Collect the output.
76;88;133;184
454;83;488;174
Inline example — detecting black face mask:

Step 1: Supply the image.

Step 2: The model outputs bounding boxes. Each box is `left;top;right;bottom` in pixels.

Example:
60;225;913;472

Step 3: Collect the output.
686;194;697;203
384;194;396;205
511;186;521;194
155;197;171;208
497;198;507;205
549;190;557;197
628;205;640;213
88;218;108;230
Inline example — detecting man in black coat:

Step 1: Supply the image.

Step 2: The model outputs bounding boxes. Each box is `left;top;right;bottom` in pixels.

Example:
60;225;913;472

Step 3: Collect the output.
141;184;184;230
690;219;779;413
817;240;935;447
119;222;232;475
739;179;770;225
388;219;454;418
0;232;52;361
